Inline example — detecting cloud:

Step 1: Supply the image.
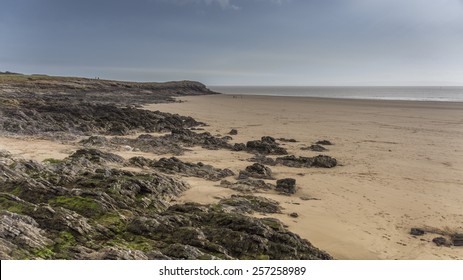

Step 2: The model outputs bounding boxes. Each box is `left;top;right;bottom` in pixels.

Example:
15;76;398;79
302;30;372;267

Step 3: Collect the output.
169;0;289;10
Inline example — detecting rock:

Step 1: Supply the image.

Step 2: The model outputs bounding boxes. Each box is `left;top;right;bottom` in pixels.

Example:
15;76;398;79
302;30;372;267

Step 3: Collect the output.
316;140;333;145
220;195;281;214
278;138;297;143
228;129;238;135
219;179;274;193
0;211;52;250
69;149;125;164
301;144;327;152
432;237;451;247
276;178;297;194
452;233;463;246
276;155;337;168
238;163;274;180
148;157;234;181
232;143;246;151
289;212;299;218
246;136;288;155
410;228;425;236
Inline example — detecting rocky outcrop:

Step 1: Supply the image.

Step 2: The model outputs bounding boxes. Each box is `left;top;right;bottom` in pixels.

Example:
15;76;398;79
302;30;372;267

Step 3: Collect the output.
246;136;288;155
219;179;274;193
130;156;235;181
250;155;338;168
238;163;274;180
301;144;327;152
276;178;297;194
219;195;281;214
0;150;331;260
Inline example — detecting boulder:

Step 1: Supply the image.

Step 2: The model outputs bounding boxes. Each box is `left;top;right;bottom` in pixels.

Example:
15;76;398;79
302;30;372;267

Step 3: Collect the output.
276;178;297;194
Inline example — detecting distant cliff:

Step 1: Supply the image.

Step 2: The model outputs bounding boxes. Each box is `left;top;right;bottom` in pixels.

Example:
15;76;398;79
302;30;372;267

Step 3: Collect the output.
0;73;218;105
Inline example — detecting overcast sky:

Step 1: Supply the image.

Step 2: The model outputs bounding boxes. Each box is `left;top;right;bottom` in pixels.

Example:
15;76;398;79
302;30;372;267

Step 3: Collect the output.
1;0;462;85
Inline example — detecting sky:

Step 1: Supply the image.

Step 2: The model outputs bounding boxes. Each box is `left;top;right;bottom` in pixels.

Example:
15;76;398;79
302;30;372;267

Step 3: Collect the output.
1;0;463;85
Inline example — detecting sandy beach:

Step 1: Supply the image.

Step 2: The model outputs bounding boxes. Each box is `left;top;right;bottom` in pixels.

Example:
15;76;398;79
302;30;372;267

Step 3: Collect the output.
144;95;463;260
1;94;462;260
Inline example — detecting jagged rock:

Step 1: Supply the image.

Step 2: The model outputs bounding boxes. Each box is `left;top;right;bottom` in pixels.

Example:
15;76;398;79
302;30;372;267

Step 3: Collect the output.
410;228;425;236
316;140;333;145
220;195;281;214
232;143;246;151
238;163;274;180
148;157;234;181
0;211;52;250
452;234;463;246
250;154;337;168
219;179;274;193
276;155;337;168
69;149;124;164
246;136;287;155
276;178;297;194
301;144;327;152
229;129;238;135
432;237;451;247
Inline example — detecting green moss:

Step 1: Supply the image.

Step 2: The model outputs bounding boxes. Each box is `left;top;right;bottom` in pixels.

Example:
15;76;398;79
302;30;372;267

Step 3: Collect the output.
97;213;126;233
0;197;26;214
106;234;155;252
33;247;54;259
49;196;103;217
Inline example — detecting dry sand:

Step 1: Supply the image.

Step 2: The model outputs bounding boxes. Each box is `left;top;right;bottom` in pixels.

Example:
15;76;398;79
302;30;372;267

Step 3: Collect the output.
1;94;462;260
146;95;463;260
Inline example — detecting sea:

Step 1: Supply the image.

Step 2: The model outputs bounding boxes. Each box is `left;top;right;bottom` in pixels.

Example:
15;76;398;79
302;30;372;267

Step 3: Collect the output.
210;86;463;102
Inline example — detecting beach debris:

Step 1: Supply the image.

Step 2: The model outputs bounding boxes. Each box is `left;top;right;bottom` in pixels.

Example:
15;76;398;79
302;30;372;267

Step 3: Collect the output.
228;129;238;135
246;136;288;155
238;163;274;180
315;140;333;145
410;228;425;236
301;144;327;152
276;178;297;194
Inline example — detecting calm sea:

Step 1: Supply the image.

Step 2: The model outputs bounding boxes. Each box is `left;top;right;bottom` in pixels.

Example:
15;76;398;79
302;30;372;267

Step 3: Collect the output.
210;86;463;102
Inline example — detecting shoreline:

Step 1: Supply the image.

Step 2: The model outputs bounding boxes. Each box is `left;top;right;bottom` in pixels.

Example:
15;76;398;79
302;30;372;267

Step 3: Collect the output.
147;94;463;260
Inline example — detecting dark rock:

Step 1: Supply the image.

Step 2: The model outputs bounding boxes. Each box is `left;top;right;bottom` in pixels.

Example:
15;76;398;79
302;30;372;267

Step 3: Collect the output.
238;163;274;180
410;228;425;236
289;212;299;218
246;136;287;155
452;233;463;246
220;195;281;214
278;138;297;143
232;143;246;151
229;129;238;135
316;140;333;145
69;149;125;164
219;179;274;193
276;178;297;194
276;155;337;168
148;157;234;181
301;144;327;152
432;237;451;247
